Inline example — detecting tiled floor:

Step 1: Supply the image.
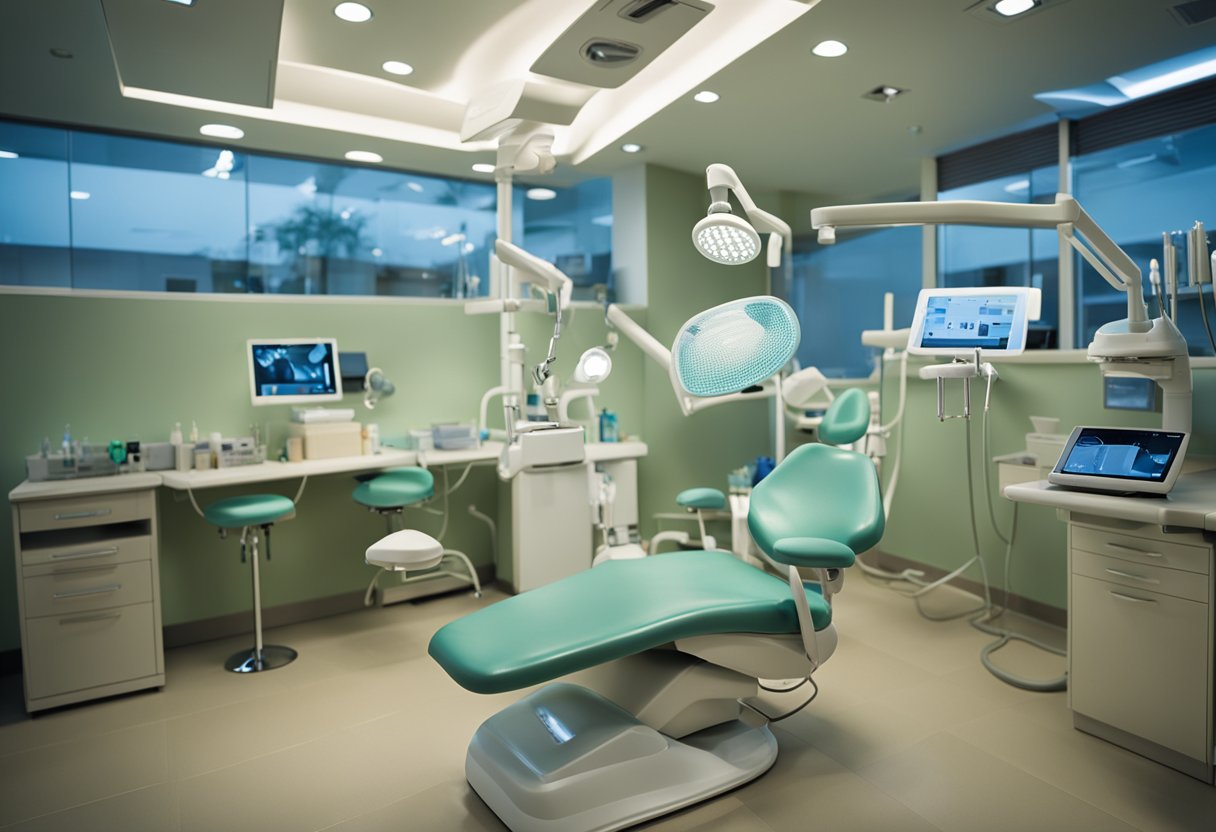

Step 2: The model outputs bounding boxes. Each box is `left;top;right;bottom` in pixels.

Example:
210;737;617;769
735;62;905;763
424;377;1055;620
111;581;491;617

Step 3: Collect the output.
1;572;1213;831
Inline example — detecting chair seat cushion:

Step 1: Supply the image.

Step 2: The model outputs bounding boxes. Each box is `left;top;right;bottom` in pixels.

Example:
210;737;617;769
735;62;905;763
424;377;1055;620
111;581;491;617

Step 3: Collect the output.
352;467;435;509
428;550;830;694
676;487;726;510
203;494;295;529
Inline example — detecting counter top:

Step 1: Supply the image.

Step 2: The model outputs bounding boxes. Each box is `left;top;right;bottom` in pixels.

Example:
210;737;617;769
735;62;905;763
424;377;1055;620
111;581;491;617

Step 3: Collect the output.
1004;469;1216;532
10;440;650;499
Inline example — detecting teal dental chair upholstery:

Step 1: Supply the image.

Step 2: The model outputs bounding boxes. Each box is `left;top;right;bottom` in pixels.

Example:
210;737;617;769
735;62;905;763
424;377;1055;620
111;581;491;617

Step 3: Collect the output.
426;434;884;832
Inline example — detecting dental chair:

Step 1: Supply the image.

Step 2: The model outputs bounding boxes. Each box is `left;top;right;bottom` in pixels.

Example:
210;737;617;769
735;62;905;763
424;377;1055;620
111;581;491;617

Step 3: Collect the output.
364;294;875;830
425;432;883;831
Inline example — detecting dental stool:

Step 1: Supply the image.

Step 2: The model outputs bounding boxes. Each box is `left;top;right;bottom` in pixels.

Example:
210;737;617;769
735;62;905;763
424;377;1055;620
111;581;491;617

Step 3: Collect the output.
427;438;884;832
649;486;726;554
202;494;297;673
352;467;480;602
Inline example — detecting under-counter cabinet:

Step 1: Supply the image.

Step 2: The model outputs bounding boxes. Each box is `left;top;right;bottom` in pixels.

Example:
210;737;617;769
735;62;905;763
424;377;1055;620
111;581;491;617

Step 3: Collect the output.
1068;517;1214;782
10;479;164;712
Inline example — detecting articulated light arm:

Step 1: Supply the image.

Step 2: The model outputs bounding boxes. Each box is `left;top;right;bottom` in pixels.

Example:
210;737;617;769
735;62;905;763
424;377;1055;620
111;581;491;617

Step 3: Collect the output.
810;195;1148;332
495;240;575;387
706;163;793;269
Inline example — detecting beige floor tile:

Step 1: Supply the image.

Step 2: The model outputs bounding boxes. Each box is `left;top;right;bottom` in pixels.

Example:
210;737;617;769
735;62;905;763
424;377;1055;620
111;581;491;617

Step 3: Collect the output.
948;704;1216;832
318;778;507;832
638;796;776;831
857;732;1140;832
777;691;943;771
0;721;169;827
809;635;939;705
1;783;179;832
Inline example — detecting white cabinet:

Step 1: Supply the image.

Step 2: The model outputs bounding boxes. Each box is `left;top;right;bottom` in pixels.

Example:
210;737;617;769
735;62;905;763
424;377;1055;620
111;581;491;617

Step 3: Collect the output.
1067;518;1214;782
11;486;164;712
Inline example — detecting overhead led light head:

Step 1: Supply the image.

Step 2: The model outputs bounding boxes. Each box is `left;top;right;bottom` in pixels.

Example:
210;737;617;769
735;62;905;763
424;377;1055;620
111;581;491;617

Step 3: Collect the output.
693;163;792;268
693;212;761;265
573;347;613;384
334;2;372;22
673;297;800;398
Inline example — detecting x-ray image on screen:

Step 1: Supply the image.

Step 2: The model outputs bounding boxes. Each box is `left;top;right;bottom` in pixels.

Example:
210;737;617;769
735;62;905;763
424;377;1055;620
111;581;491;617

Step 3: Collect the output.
1059;428;1181;481
248;339;341;405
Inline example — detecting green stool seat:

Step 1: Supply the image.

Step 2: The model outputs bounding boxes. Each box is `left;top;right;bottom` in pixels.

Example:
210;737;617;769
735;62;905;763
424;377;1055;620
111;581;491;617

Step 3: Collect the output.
429;550;831;695
203;494;296;529
353;468;435;510
676;487;726;511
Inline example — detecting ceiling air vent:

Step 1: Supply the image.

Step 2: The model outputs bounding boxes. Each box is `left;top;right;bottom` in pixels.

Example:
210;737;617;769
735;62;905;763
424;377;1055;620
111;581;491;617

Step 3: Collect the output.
583;40;641;66
1170;0;1216;26
531;0;711;89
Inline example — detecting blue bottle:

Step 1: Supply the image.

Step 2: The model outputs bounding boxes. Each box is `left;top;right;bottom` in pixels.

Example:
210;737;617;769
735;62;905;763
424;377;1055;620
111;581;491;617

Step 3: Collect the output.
599;410;619;443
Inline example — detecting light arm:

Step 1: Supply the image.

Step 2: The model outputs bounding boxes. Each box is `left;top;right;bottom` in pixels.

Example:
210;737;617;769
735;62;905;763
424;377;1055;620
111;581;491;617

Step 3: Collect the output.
494;240;573;312
810;194;1147;332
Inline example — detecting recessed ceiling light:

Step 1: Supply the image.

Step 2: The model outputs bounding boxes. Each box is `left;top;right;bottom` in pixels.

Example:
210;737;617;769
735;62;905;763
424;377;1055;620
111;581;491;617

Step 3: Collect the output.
471;163;495;174
382;60;413;76
621;143;643;153
811;40;848;58
345;150;383;163
993;0;1037;16
0;150;18;159
163;0;195;6
334;2;372;23
526;188;557;201
693;90;720;104
70;190;90;200
199;123;244;140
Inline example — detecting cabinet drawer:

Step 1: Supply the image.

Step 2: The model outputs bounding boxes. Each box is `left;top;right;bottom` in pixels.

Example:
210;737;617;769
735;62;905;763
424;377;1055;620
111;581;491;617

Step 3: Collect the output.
1071;525;1210;575
18;491;153;533
22;561;153;618
1070;574;1211;762
23;602;159;701
1072;549;1210;604
21;534;151;570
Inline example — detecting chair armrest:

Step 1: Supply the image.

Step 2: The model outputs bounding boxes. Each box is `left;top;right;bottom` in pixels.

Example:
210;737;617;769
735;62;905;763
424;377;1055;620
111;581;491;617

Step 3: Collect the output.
772;537;856;569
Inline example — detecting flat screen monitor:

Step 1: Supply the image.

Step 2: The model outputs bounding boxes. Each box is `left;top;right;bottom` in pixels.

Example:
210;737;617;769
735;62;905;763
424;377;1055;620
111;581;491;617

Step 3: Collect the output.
247;338;342;406
1048;426;1188;495
906;286;1038;357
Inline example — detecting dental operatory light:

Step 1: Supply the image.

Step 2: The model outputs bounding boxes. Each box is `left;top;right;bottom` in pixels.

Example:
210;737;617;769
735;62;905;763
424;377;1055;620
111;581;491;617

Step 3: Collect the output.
811;40;848;57
199;123;244;140
692;90;720;103
344;150;382;164
993;0;1038;16
526;188;557;201
573;347;613;384
333;2;372;23
381;61;413;77
471;163;495;174
692;163;792;268
621;143;643;153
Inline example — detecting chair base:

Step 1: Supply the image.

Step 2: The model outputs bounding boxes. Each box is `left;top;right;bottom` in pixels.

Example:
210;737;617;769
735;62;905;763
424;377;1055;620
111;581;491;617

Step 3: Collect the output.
465;682;777;832
225;645;298;674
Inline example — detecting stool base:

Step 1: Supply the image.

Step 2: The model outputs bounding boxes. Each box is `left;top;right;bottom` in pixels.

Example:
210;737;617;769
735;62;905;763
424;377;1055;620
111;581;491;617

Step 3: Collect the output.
225;645;297;674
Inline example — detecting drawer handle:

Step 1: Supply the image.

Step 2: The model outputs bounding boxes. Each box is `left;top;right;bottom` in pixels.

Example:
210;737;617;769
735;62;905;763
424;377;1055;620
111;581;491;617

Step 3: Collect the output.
1104;568;1160;585
52;509;113;521
1105;542;1163;558
52;583;122;600
50;547;120;562
1109;591;1157;605
59;611;122;625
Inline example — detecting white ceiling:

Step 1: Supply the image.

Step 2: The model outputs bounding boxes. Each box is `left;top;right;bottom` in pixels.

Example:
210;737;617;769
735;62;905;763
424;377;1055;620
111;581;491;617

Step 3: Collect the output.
0;0;1213;202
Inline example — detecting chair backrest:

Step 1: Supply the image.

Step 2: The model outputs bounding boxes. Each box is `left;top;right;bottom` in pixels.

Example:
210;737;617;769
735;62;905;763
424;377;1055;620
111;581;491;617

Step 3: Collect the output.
747;442;884;560
817;387;870;446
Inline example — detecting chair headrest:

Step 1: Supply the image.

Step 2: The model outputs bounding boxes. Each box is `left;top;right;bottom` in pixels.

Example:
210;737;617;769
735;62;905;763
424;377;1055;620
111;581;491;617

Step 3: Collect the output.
818;388;870;446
